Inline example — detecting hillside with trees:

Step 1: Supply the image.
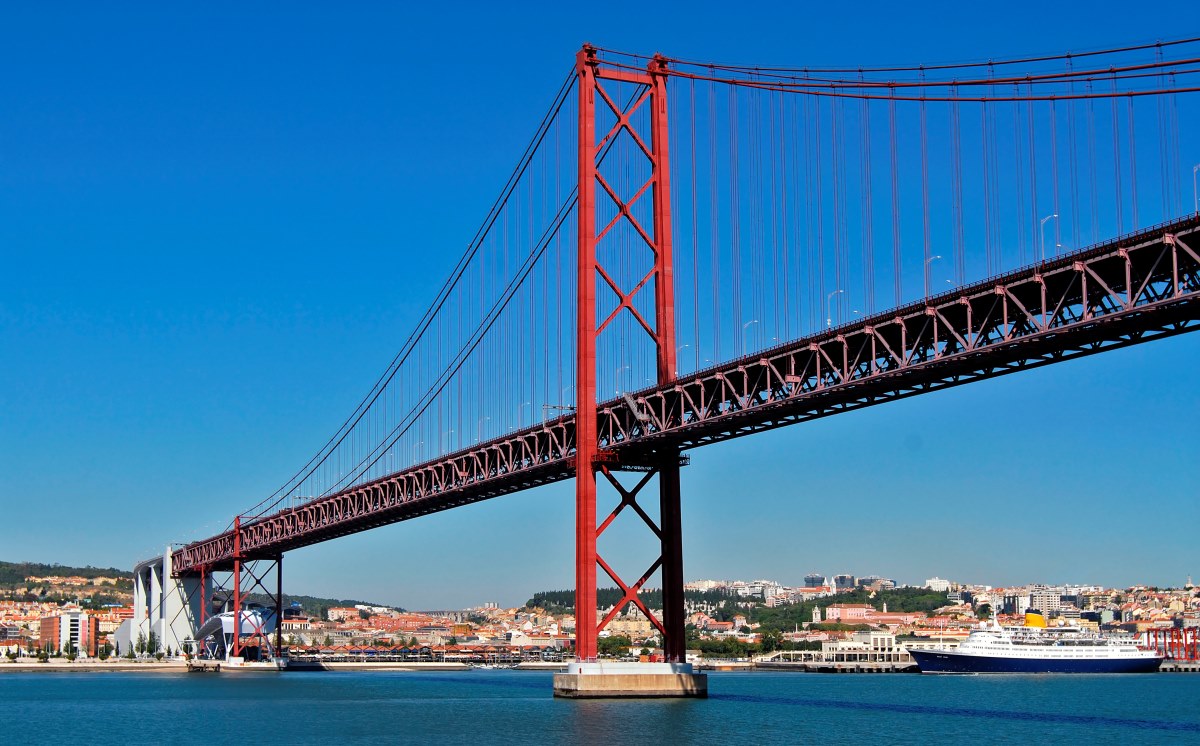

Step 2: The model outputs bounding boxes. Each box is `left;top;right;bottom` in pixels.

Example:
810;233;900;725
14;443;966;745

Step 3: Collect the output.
0;561;131;587
524;585;949;635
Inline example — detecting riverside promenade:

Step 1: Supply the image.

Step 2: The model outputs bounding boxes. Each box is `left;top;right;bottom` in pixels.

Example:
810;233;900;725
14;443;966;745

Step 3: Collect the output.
1;659;186;673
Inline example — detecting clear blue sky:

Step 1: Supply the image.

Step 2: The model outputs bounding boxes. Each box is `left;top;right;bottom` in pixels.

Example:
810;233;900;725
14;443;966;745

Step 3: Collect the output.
2;3;1197;608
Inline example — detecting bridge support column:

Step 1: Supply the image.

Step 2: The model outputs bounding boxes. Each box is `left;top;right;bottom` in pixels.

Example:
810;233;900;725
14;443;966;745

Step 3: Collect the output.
659;454;686;664
198;521;283;668
564;45;703;697
216;552;283;667
232;517;242;659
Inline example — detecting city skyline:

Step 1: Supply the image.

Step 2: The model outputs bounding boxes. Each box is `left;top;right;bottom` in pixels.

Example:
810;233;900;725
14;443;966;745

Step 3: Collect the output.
2;2;1198;610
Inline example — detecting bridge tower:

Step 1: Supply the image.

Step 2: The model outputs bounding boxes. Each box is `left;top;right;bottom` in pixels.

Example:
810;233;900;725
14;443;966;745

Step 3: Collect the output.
565;45;702;696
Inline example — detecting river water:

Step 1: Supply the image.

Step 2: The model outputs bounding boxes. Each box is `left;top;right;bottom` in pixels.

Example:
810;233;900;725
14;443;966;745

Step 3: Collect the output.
4;669;1198;744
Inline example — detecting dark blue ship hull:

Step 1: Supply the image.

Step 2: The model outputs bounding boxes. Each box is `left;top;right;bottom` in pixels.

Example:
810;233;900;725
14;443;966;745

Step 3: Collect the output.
909;648;1163;674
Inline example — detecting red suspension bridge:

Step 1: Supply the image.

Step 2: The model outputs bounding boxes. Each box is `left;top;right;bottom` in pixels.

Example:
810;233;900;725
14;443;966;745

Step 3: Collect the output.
142;38;1200;668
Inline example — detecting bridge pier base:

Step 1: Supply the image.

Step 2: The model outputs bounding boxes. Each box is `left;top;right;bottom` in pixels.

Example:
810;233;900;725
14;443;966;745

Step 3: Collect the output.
553;662;707;698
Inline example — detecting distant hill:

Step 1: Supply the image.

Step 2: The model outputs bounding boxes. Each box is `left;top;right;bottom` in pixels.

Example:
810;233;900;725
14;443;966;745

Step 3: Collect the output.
0;561;131;586
525;586;951;633
244;593;402;620
526;587;730;613
1;560;401;619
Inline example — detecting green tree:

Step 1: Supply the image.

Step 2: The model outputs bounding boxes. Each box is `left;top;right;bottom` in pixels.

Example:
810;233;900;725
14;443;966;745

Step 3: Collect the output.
977;604;993;620
136;631;147;656
596;635;632;658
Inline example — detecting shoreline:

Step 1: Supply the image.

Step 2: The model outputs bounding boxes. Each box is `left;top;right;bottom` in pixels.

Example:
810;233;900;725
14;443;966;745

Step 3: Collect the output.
1;660;186;673
0;660;568;673
4;660;1197;674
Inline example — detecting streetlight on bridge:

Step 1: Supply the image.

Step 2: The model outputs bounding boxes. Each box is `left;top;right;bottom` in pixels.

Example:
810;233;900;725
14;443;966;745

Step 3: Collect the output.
1193;164;1199;215
741;320;758;354
675;344;690;375
614;365;631;395
1040;213;1059;264
825;290;843;328
924;255;942;298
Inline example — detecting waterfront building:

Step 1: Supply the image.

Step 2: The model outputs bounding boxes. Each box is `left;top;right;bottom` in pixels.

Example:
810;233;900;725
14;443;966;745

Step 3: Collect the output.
769;631;917;664
39;609;99;655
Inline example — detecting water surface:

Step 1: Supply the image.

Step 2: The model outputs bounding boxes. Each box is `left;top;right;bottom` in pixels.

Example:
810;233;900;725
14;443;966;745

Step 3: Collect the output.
4;669;1197;744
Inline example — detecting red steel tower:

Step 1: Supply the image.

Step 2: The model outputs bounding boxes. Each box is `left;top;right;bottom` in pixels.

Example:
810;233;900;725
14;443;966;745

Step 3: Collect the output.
575;45;685;663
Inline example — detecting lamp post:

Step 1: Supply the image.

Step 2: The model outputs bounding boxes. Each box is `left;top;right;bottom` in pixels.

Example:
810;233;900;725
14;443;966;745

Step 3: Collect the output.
614;365;631;396
924;255;942;298
517;401;532;428
675;344;690;376
475;416;490;443
741;320;758;354
826;290;843;328
1193;164;1199;215
1040;213;1059;264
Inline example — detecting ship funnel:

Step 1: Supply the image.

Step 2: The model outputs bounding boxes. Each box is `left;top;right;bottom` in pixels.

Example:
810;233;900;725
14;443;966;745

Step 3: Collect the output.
1024;610;1047;628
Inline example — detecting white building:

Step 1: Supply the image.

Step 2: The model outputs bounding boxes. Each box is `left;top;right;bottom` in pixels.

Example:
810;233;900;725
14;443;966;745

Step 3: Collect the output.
115;547;209;657
925;577;952;593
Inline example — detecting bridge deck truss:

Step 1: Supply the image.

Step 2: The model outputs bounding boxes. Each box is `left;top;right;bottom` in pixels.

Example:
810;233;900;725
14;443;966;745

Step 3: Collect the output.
172;216;1200;576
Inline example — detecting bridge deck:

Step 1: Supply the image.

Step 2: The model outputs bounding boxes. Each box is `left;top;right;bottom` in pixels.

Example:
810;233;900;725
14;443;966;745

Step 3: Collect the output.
172;216;1200;575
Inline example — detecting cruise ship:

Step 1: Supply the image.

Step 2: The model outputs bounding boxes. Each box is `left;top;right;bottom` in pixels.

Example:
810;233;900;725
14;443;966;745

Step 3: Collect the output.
908;612;1164;674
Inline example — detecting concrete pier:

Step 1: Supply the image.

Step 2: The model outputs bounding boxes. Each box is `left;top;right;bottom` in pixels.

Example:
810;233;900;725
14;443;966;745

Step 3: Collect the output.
553;662;707;698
